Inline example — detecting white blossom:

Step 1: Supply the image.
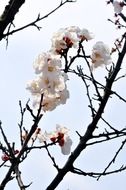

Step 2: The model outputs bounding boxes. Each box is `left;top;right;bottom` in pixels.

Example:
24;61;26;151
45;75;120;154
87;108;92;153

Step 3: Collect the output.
27;50;69;111
66;26;94;41
61;136;72;155
37;73;66;94
77;28;94;41
32;125;72;155
45;131;58;142
113;1;124;14
56;124;69;134
55;124;72;155
51;28;78;54
56;88;70;105
91;41;112;69
26;78;42;94
66;26;81;34
33;52;62;74
50;124;72;155
42;92;59;111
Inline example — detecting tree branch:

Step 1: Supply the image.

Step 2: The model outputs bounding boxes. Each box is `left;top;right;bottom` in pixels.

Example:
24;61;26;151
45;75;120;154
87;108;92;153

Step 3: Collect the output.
1;0;76;41
46;34;126;190
0;0;25;40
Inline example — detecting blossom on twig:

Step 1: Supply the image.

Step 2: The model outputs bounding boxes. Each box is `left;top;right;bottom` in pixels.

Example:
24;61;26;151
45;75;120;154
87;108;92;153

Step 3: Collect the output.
113;1;124;14
91;41;112;69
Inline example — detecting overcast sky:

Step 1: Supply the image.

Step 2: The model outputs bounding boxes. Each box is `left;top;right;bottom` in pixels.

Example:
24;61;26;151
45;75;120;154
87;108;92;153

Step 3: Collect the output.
0;0;126;190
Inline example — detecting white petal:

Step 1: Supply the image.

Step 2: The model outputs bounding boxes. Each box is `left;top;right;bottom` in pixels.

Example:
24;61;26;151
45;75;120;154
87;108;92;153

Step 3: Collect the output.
61;136;72;155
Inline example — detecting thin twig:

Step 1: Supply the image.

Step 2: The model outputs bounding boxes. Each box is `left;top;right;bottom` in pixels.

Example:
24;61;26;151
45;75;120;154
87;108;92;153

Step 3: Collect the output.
97;138;126;180
44;141;59;171
2;0;76;40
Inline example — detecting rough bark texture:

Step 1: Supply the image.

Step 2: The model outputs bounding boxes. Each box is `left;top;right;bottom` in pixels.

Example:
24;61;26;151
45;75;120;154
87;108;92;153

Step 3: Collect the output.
0;0;25;40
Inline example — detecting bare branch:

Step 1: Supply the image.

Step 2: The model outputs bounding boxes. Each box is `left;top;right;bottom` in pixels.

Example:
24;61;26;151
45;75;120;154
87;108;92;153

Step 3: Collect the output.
44;142;59;171
0;121;14;158
0;0;25;41
15;165;32;190
46;30;126;190
18;101;27;146
97;138;126;180
71;165;126;178
1;0;77;40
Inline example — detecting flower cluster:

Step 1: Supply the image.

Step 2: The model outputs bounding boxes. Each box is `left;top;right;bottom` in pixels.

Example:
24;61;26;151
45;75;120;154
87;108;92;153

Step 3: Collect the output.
50;26;94;54
27;52;69;111
27;26;112;110
32;125;72;155
26;26;96;110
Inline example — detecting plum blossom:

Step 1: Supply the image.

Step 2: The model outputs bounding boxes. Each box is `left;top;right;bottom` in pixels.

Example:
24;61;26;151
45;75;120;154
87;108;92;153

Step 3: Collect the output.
57;87;70;105
77;28;94;41
26;77;43;95
66;26;94;41
28;72;66;95
61;136;72;155
30;82;69;112
26;52;69;111
32;125;72;155
91;41;112;69
51;28;78;54
50;27;94;54
113;1;124;14
55;124;72;155
41;89;69;111
47;124;72;155
42;92;60;111
33;52;62;74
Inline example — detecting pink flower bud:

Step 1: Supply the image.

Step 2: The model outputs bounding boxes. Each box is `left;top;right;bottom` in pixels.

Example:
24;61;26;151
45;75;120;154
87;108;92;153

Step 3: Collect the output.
1;154;10;161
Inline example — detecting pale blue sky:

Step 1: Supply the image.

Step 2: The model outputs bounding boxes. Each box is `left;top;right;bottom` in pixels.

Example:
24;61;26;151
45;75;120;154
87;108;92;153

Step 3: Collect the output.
0;0;126;189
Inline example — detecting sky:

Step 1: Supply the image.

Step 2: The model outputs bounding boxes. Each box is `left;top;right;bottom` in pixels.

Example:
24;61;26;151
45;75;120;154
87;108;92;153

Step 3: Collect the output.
0;0;126;190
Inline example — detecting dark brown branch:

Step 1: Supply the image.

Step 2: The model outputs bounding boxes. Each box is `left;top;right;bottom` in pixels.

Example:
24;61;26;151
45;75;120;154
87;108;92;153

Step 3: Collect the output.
0;122;14;158
71;165;126;178
97;138;126;180
80;44;102;102
77;66;95;118
69;69;126;103
15;165;26;190
87;131;126;146
0;164;15;190
0;0;25;40
18;101;27;146
25;141;58;150
0;95;43;190
17;95;43;159
44;142;59;171
46;34;126;190
1;0;76;40
119;13;126;22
